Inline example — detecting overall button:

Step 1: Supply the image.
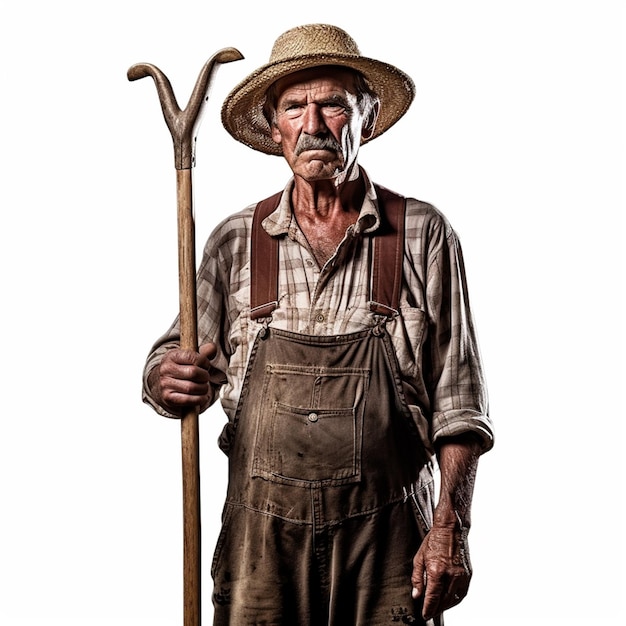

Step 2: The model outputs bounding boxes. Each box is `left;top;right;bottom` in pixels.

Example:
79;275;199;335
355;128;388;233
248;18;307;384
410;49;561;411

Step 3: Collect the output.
307;412;319;423
315;313;325;323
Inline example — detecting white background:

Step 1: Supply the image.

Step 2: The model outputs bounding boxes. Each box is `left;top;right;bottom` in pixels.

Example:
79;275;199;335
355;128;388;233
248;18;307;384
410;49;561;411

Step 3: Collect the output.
1;1;624;624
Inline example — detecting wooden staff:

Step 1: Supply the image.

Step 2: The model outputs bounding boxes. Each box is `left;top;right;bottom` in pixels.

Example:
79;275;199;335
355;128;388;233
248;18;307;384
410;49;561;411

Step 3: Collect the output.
127;47;243;626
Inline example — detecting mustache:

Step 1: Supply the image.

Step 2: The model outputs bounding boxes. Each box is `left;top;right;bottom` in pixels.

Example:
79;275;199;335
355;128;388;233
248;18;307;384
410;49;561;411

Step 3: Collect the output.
294;134;342;156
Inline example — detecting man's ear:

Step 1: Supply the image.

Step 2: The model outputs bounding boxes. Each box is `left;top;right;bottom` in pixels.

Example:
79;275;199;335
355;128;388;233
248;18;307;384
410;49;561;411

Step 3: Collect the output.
361;101;380;140
271;124;282;145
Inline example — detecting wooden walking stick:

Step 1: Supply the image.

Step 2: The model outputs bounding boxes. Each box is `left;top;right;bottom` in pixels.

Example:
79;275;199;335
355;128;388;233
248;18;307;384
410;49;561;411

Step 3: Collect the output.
127;47;243;626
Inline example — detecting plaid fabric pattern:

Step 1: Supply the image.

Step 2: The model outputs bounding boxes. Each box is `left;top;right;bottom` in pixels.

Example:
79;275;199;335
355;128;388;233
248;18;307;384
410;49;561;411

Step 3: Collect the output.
143;171;493;455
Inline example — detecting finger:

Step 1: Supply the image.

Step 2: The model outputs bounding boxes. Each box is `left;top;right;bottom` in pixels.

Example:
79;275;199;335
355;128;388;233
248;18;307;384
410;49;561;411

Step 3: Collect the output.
163;375;209;396
161;360;210;384
170;348;203;366
423;573;469;620
199;342;218;361
161;378;211;410
444;575;469;611
422;571;446;620
411;550;426;599
198;343;219;372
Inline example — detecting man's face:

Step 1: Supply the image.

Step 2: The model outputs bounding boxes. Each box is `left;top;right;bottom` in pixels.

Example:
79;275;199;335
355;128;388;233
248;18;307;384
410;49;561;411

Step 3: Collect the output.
270;68;371;185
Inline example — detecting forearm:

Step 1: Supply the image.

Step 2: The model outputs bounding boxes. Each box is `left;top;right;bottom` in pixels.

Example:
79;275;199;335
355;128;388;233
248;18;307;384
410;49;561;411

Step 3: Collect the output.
434;432;482;529
411;432;483;617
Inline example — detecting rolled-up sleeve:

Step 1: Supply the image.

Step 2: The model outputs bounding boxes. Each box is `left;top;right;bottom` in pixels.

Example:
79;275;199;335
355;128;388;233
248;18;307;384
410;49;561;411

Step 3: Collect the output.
424;220;494;453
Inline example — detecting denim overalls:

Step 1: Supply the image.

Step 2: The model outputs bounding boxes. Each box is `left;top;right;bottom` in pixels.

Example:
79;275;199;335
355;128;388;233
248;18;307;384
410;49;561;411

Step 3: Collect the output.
211;188;441;626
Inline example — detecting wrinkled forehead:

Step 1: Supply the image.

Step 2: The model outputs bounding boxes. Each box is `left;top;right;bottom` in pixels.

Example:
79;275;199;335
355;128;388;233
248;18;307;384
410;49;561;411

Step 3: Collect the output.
270;66;362;99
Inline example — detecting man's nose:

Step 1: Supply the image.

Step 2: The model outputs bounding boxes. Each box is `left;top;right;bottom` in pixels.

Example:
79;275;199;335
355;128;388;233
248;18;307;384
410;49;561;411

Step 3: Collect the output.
302;103;326;135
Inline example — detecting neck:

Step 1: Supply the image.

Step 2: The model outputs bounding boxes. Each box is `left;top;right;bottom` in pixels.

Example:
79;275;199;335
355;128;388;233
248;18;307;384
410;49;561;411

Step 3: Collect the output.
291;166;364;218
290;169;365;267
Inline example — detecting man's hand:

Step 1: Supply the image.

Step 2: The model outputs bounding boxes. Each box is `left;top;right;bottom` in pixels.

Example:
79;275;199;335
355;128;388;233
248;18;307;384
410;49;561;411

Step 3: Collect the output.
411;520;472;620
412;433;481;620
148;342;219;415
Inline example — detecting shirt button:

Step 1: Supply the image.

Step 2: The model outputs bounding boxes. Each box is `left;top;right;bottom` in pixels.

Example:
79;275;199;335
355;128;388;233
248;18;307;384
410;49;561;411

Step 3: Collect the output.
316;313;325;323
308;412;319;423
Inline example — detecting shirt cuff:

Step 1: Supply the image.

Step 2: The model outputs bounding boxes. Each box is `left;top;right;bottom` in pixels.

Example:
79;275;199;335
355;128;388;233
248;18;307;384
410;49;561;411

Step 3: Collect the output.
432;409;494;453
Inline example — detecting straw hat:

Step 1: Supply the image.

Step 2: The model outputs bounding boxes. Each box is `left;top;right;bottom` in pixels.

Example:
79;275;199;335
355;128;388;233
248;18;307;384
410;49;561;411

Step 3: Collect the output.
221;23;416;155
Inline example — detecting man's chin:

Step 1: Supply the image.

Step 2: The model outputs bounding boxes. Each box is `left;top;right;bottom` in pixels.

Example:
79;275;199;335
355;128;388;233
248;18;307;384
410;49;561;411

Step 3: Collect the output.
296;161;344;181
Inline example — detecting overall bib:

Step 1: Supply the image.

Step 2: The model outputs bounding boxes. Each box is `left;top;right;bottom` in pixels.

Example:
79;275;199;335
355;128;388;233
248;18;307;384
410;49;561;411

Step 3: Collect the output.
211;188;440;626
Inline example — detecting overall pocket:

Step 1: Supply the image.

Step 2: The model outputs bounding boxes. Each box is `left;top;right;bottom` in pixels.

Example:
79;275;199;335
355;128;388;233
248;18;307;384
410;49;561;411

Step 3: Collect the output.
252;364;370;487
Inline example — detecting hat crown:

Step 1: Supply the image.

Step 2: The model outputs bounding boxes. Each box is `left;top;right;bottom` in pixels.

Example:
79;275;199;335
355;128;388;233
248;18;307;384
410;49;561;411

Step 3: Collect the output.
269;24;361;64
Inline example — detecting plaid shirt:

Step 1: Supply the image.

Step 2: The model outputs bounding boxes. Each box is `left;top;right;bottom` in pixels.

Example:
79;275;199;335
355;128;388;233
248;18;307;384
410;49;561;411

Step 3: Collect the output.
143;170;493;456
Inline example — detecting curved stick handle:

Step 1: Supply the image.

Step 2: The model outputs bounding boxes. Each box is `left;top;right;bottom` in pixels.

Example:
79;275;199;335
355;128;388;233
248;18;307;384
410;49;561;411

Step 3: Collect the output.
128;49;243;626
128;47;243;169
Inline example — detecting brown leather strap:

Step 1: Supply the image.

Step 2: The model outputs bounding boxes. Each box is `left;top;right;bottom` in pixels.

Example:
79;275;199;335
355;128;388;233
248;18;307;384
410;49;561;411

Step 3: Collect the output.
369;185;406;317
249;185;406;320
250;191;282;320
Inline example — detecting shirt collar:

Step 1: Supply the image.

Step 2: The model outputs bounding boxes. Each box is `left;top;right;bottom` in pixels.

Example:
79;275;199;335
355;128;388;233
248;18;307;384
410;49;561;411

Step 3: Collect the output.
262;167;382;237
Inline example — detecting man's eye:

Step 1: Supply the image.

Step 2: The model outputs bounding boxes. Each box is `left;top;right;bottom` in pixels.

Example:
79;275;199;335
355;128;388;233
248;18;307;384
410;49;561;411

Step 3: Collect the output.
322;103;346;116
282;104;303;117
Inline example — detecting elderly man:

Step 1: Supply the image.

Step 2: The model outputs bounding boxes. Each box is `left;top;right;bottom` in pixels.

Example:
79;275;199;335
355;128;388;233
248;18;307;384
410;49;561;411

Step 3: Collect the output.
143;23;493;626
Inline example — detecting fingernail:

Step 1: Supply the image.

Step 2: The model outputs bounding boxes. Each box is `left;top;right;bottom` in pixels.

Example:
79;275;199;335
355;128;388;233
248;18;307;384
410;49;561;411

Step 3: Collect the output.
412;587;418;599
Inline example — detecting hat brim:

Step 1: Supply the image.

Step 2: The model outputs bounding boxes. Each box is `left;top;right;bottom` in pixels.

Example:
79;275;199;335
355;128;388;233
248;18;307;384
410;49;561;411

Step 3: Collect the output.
221;53;416;155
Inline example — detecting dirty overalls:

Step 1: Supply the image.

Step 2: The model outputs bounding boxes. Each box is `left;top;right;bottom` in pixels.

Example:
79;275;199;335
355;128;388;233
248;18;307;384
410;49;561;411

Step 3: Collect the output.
212;188;441;626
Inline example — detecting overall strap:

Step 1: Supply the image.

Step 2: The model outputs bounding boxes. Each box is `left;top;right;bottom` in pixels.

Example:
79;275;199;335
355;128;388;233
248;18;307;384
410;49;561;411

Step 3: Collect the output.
249;185;406;321
250;191;282;320
369;185;406;317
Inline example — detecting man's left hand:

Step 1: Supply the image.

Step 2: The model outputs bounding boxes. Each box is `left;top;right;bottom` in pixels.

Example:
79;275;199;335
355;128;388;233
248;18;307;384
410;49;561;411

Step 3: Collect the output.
411;522;472;620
